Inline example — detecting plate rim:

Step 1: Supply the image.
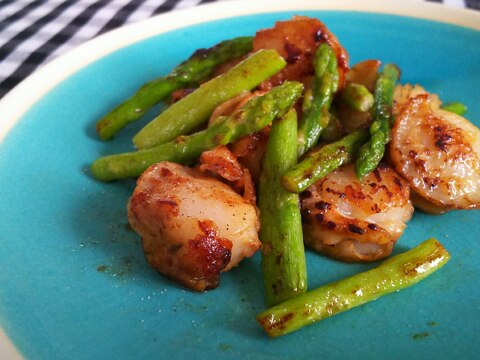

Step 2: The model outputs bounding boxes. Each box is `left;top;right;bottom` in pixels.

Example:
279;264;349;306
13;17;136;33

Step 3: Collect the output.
0;0;479;358
0;0;479;144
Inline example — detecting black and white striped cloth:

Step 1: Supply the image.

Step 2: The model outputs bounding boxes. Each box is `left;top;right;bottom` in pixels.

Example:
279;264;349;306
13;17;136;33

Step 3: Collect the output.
0;0;478;99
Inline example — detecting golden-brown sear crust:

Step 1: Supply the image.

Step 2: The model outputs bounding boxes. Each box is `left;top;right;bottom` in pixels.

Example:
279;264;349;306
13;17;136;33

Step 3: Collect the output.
141;220;232;291
390;93;480;210
230;127;270;185
184;220;233;287
128;162;260;292
199;145;244;182
253;16;349;91
301;164;413;262
198;145;257;206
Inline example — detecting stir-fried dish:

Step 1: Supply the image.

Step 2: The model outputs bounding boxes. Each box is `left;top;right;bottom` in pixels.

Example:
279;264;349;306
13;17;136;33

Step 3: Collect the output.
91;16;479;336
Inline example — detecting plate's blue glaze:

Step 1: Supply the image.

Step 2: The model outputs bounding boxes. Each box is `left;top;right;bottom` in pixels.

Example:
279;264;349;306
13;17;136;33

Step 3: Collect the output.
0;11;479;360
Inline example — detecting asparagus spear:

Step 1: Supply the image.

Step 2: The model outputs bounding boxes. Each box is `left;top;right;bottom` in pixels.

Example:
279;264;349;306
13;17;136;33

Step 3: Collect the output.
441;102;467;116
297;44;339;157
340;83;374;112
320;113;344;143
258;109;307;307
257;238;450;338
355;64;400;180
133;49;287;149
96;36;253;140
282;128;369;193
91;81;303;181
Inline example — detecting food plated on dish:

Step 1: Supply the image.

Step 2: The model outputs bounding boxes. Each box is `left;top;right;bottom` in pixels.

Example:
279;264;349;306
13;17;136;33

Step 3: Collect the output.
0;2;479;358
90;16;478;336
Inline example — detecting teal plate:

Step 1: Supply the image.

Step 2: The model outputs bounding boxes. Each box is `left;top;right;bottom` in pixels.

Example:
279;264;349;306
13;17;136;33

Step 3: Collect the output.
0;1;479;359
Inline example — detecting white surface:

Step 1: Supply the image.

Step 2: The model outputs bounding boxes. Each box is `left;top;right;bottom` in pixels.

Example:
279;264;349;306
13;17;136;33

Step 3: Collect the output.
0;329;22;360
0;0;478;358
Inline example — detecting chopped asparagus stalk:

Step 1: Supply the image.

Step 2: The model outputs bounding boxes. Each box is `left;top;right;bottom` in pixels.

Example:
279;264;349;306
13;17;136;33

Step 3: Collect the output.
257;238;450;337
355;64;400;180
133;49;287;149
341;82;374;112
259;109;307;307
91;81;303;181
282;128;369;193
441;102;467;116
297;44;339;157
96;36;253;140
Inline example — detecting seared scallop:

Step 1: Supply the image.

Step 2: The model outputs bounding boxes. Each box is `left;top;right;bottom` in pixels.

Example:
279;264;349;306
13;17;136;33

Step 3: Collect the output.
253;15;349;90
198;145;257;205
128;161;261;291
390;85;480;212
301;163;413;262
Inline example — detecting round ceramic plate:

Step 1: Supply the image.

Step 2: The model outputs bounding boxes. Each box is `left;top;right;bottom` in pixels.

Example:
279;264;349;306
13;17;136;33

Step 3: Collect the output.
0;1;479;359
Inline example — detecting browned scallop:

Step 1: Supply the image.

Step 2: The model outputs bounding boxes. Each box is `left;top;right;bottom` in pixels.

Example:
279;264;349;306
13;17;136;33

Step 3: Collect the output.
198;145;257;205
253;16;349;90
301;163;413;262
346;59;381;91
205;90;269;186
390;86;480;212
229;127;270;185
199;145;245;183
392;84;441;115
208;91;264;126
128;162;260;291
337;60;381;133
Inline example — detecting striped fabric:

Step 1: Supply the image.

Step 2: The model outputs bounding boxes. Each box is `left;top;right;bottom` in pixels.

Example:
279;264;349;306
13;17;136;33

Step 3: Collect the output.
0;0;478;98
